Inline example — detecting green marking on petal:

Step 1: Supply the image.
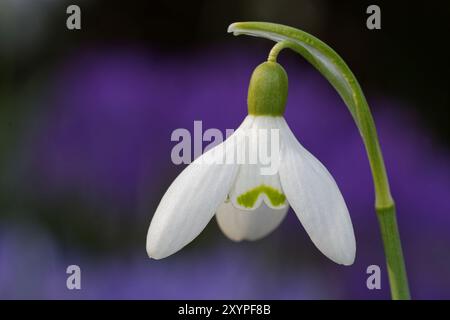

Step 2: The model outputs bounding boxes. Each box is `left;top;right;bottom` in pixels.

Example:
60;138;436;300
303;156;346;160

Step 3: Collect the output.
237;184;286;208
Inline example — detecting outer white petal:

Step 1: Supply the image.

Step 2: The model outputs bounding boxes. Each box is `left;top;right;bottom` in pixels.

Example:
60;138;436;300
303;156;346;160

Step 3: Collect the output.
216;202;289;241
278;118;356;265
146;116;254;259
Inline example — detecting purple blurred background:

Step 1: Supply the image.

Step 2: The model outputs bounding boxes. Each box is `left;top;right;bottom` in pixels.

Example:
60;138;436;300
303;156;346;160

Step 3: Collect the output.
1;1;449;299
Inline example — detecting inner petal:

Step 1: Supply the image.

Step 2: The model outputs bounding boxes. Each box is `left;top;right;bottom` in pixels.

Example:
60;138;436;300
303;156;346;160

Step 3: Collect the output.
229;164;287;210
228;116;286;210
237;184;286;208
216;201;289;242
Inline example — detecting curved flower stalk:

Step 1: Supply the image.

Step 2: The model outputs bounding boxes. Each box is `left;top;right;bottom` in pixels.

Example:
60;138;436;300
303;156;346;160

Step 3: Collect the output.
227;21;410;299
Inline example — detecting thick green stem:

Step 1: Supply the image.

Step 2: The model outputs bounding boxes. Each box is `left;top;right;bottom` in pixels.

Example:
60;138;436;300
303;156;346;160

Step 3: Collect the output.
229;22;411;299
377;204;410;299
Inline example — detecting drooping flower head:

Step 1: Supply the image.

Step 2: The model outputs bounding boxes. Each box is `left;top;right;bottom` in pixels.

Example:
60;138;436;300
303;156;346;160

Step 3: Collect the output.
147;60;355;265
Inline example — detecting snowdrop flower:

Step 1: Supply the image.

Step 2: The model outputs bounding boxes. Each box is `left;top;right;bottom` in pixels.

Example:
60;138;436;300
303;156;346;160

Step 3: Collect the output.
146;61;356;265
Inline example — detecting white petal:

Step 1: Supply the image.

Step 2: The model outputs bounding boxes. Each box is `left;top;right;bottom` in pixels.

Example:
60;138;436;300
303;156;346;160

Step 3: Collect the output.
278;118;356;265
216;201;288;241
146;116;254;259
229;116;287;210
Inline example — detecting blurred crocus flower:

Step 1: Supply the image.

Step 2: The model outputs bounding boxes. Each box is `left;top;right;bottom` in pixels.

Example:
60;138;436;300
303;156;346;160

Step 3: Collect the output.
147;61;355;265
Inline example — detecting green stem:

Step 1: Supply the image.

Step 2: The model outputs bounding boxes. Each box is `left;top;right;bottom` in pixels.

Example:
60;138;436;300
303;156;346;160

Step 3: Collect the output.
268;42;286;62
229;22;410;299
377;205;410;299
267;41;298;63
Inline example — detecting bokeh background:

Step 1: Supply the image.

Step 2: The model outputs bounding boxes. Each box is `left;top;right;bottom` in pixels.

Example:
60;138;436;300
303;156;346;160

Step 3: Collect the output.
1;0;449;299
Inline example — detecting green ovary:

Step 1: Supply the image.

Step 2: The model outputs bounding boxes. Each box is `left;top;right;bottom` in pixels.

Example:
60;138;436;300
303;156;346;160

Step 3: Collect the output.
237;184;286;208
